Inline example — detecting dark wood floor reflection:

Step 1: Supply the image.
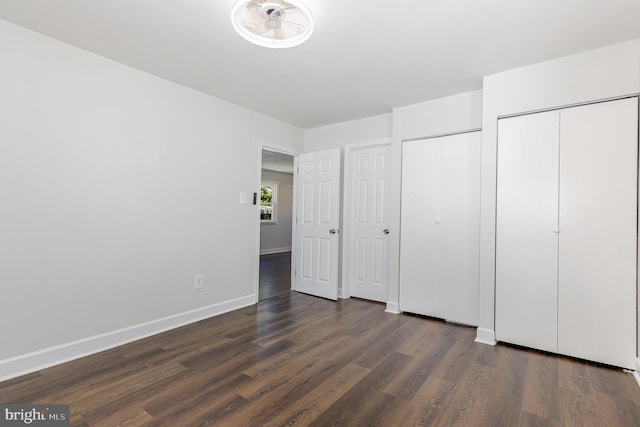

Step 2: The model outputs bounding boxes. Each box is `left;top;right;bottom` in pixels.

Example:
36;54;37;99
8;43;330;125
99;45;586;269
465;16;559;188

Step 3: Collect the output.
259;251;291;301
1;292;639;426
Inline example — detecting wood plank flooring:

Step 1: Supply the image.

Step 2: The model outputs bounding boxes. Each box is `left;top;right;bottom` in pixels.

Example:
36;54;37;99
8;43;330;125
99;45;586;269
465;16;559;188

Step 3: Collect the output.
259;252;291;301
1;292;640;426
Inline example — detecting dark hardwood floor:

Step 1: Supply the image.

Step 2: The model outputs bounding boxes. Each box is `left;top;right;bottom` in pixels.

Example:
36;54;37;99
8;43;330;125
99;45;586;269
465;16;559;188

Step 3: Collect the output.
1;292;640;426
259;252;291;301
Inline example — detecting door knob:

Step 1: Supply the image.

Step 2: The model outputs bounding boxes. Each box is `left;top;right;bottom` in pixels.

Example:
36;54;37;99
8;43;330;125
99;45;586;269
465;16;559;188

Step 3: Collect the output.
329;229;338;234
383;229;390;234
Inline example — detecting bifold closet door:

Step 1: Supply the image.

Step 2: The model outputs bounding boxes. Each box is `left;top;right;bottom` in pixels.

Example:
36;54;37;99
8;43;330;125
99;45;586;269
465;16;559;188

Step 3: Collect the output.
400;132;480;325
439;133;480;325
495;111;560;353
400;138;442;317
558;98;638;369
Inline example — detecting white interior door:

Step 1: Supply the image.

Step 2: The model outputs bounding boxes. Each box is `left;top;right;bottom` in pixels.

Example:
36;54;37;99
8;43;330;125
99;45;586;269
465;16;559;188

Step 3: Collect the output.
294;148;341;300
557;98;637;369
349;145;390;302
495;111;560;353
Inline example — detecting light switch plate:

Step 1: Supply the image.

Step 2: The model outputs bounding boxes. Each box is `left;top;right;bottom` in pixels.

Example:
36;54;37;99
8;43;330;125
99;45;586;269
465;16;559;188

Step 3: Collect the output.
194;274;204;290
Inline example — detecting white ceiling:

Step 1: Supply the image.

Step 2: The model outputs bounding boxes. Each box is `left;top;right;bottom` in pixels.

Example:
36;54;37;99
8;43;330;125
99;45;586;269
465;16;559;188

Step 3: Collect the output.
1;0;640;129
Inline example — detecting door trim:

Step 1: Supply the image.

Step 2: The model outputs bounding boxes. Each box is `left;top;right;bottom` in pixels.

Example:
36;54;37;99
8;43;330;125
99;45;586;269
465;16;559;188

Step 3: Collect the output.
496;93;639;120
342;138;392;300
402;128;482;143
256;141;300;303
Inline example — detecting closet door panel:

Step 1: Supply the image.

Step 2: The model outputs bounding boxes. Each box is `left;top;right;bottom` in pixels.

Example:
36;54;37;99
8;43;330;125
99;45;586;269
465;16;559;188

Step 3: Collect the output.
558;98;638;369
496;111;560;352
440;132;481;325
399;139;442;316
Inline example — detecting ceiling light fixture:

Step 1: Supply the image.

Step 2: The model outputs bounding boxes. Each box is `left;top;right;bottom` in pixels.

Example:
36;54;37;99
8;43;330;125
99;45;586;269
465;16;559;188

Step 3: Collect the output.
231;0;314;49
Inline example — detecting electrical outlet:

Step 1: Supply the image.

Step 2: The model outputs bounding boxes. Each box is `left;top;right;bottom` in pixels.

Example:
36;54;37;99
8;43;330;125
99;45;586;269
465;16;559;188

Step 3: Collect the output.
194;274;204;290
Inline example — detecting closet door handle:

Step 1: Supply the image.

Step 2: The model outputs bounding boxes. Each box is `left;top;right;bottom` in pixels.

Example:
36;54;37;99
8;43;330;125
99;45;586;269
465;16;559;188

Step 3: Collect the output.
553;228;560;234
435;218;441;224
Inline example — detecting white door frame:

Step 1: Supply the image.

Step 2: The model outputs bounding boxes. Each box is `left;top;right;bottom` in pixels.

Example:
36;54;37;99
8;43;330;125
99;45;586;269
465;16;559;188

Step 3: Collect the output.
341;138;392;300
255;141;300;303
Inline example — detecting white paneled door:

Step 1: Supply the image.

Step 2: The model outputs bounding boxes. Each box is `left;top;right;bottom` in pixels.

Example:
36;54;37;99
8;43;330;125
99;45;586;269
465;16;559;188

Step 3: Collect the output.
349;145;390;302
294;148;341;300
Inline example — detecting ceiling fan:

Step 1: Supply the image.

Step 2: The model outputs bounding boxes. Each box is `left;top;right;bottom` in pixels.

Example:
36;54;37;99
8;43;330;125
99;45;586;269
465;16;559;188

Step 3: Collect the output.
231;0;314;49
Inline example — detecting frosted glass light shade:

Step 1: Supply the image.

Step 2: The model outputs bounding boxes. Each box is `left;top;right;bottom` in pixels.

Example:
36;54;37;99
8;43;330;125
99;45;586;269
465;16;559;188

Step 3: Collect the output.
231;0;314;49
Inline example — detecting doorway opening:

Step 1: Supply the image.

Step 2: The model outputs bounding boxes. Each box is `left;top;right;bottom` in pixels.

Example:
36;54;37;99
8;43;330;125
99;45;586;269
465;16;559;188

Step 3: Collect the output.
258;148;295;300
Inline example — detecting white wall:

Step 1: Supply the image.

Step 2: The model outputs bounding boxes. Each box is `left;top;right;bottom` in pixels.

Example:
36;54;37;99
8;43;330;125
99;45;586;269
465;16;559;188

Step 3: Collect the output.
305;113;392;151
0;19;304;369
260;170;293;254
393;90;483;141
478;39;640;344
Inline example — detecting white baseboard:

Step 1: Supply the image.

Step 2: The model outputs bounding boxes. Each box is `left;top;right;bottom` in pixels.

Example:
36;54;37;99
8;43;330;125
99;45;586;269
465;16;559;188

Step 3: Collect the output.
385;301;401;314
260;247;292;255
474;328;497;345
633;358;640;387
0;294;255;382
